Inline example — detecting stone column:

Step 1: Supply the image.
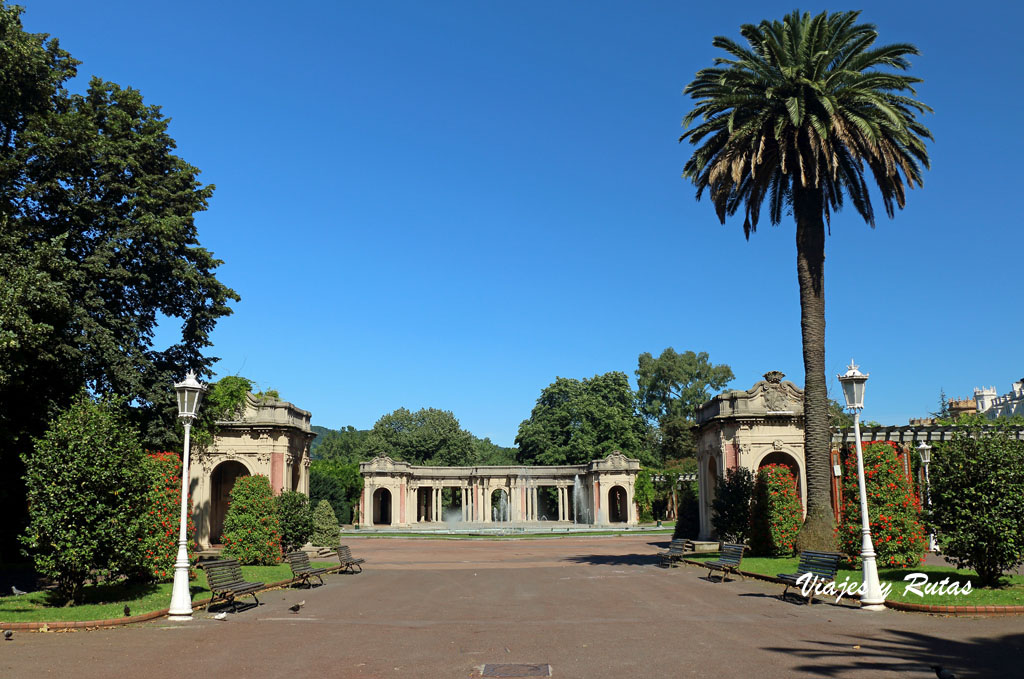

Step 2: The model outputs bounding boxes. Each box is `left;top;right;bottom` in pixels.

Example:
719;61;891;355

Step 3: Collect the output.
461;487;467;522
559;487;566;521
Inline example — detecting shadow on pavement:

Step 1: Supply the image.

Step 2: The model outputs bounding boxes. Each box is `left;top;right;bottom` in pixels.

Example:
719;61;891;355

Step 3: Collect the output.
762;628;1024;678
562;554;661;567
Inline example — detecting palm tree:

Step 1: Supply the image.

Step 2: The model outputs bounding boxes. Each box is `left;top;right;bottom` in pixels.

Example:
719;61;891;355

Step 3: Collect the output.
680;10;931;548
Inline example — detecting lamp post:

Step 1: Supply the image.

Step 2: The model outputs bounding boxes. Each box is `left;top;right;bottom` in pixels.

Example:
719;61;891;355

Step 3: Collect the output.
917;441;936;553
168;371;206;620
837;360;886;611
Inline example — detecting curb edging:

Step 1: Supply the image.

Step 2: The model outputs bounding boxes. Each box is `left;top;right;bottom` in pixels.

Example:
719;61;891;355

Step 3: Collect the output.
675;557;1024;617
0;565;349;632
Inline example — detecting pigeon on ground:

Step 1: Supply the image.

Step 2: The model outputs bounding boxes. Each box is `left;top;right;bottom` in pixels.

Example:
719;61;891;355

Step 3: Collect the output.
213;612;227;621
288;600;305;614
931;666;958;679
124;605;131;617
10;586;26;596
3;630;11;641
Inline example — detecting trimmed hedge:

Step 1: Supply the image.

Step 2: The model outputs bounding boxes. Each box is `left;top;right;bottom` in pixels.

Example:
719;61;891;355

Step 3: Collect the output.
221;475;282;565
838;441;926;568
748;464;802;556
277;490;313;553
311;500;341;548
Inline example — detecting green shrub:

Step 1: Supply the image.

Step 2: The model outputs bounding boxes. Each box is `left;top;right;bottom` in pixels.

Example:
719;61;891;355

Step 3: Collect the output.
311;500;341;548
748;464;802;556
20;393;150;604
310;459;363;524
634;469;655;522
838;441;926;569
139;452;197;580
221;475;282;565
276;490;312;553
711;467;753;543
930;428;1024;587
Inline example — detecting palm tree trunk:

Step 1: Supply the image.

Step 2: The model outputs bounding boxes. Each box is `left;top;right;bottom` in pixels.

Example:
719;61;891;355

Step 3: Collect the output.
793;186;838;551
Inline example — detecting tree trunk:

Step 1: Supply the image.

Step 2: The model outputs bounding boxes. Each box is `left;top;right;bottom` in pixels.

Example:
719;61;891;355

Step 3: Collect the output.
793;186;838;551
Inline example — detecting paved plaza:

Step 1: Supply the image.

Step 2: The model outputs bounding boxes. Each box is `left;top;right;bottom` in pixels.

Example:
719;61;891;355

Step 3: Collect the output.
2;536;1020;678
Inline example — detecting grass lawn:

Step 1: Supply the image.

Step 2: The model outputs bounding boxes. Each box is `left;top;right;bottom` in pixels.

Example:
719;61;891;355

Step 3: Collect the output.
685;553;1024;606
0;562;336;623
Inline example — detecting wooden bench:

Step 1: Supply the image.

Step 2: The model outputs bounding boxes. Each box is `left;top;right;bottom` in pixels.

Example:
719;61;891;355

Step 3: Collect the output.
777;551;842;604
336;545;365;573
658;539;688;567
704;543;746;582
285;550;329;588
201;559;263;612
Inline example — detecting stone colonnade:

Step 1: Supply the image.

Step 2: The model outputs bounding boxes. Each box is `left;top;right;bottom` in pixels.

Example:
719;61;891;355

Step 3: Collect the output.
358;452;640;528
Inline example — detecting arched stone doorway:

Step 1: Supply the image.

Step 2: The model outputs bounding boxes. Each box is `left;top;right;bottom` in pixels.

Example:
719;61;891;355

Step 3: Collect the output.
757;451;803;506
607;485;628;523
373;488;392;525
491;488;510;522
210;461;250;545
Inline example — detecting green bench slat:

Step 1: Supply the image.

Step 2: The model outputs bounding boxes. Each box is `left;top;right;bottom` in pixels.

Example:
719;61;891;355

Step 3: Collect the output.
201;559;264;611
777;551;842;604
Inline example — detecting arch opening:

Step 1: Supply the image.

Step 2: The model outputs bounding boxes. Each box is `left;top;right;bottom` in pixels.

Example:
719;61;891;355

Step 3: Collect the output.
210;460;250;545
372;488;392;525
607;485;628;523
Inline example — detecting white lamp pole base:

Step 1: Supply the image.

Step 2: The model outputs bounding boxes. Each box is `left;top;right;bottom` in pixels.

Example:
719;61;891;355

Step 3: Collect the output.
853;410;887;611
167;421;194;620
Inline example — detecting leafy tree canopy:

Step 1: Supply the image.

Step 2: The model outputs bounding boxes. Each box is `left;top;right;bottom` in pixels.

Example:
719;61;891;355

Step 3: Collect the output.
636;348;733;462
365;407;477;466
0;3;237;557
516;372;651;466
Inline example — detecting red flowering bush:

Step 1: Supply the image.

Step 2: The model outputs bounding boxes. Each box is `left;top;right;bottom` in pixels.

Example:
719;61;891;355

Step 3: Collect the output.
140;452;197;581
221;475;282;565
748;464;802;556
838;441;927;568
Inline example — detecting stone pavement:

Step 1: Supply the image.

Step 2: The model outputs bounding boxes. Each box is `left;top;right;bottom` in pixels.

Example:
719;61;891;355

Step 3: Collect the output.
2;536;1021;678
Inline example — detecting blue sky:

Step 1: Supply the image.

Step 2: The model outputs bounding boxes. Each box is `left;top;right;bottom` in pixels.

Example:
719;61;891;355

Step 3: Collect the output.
22;1;1023;445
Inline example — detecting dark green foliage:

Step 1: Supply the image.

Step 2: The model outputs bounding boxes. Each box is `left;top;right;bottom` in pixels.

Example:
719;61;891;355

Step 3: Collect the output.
0;4;237;558
710;467;753;543
311;425;371;463
221;476;282;565
191;376;253;451
838;441;926;569
748;464;803;556
680;10;931;551
634;469;655;522
930;429;1024;587
365;408;476;466
276;490;313;553
636;349;733;464
20;393;149;604
310;500;340;548
516;372;650;466
310;459;363;525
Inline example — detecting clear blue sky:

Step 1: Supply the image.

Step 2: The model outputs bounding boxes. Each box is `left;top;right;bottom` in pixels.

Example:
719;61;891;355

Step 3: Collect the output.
22;1;1024;445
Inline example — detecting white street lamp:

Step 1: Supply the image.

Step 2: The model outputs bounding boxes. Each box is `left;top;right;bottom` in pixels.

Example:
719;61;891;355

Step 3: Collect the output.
168;371;206;620
837;360;886;611
917;441;936;553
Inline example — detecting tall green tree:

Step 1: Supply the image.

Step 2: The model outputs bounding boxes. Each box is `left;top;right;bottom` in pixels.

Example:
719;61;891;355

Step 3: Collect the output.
680;10;931;549
365;407;476;466
516;372;650;466
636;348;733;462
0;4;237;558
